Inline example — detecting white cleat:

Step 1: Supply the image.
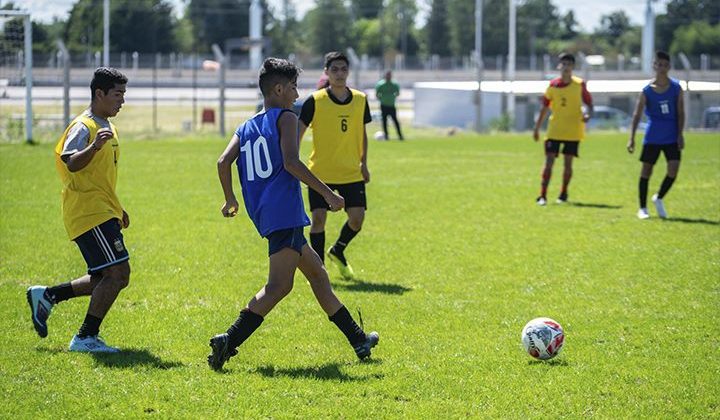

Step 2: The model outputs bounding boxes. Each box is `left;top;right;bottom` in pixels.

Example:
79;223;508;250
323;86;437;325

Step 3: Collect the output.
536;196;547;206
637;208;650;220
27;286;54;338
652;194;668;219
69;335;120;353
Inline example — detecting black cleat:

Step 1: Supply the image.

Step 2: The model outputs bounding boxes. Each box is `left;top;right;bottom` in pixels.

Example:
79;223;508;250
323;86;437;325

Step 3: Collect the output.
556;192;568;204
353;331;379;360
207;333;237;371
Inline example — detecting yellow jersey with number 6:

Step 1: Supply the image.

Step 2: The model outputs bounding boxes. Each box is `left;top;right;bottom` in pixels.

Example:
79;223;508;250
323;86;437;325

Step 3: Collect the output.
308;88;366;184
54;113;122;240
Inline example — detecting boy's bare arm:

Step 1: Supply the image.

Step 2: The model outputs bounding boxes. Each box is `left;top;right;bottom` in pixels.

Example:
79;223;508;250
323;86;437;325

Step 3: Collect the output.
628;92;646;153
217;134;240;217
533;106;549;141
677;89;685;149
279;112;344;211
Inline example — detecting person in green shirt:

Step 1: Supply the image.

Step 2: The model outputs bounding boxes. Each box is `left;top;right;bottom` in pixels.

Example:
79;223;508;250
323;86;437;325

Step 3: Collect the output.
375;70;404;140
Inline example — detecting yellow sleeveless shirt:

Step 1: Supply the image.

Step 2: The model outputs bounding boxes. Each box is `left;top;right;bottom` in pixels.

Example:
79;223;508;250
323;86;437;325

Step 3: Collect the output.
54;112;122;239
308;88;366;184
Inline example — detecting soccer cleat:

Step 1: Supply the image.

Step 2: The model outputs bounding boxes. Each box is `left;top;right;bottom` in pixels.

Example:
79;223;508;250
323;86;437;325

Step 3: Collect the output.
556;192;568;204
207;333;237;371
69;335;120;353
27;286;54;338
652;194;668;219
327;247;356;280
637;208;650;219
354;331;380;360
536;196;547;206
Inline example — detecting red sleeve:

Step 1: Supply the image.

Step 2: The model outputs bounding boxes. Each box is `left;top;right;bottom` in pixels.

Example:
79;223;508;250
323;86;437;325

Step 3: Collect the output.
581;82;593;106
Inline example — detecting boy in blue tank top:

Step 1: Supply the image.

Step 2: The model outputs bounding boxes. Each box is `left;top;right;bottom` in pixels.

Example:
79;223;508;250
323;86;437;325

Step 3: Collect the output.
628;51;685;220
208;58;379;370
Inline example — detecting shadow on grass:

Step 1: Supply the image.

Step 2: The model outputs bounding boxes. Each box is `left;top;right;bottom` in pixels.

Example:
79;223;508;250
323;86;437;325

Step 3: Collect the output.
527;358;569;367
663;217;720;226
90;348;183;370
333;278;412;295
568;202;622;209
253;362;383;382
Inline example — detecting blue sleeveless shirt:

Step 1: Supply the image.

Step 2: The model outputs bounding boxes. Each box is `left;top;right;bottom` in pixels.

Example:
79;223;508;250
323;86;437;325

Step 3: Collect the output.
643;79;681;145
235;108;310;237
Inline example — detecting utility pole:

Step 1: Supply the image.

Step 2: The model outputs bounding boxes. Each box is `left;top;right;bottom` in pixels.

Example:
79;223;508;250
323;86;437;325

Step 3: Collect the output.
507;0;516;126
103;0;109;66
475;0;484;132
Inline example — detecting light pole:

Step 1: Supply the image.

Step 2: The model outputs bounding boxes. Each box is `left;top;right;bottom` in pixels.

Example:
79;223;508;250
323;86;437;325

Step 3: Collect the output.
475;0;484;132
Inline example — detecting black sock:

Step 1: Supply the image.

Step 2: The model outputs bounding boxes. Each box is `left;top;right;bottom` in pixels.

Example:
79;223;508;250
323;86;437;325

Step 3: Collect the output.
639;177;649;208
333;222;360;256
657;176;676;199
47;283;74;304
226;309;264;349
77;314;103;338
329;306;366;347
309;232;325;263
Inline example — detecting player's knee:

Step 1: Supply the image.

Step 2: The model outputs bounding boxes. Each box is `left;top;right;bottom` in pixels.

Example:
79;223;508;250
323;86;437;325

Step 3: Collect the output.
348;219;363;231
106;263;131;290
268;281;293;299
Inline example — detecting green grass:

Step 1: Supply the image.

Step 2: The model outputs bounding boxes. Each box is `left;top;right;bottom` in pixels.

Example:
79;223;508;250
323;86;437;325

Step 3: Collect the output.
1;129;719;417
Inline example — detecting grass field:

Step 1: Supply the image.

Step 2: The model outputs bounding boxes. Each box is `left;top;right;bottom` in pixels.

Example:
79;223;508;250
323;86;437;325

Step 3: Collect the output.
1;129;718;417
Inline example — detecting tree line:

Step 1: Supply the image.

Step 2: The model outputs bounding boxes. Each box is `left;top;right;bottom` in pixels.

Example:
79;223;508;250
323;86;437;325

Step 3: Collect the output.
3;0;719;60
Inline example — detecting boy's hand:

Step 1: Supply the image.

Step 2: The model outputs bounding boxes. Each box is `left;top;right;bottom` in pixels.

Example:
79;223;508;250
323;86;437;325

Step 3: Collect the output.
121;210;130;228
678;134;685;150
221;198;239;217
361;163;370;183
533;128;540;142
582;113;591;122
325;192;345;212
92;128;113;150
627;138;635;153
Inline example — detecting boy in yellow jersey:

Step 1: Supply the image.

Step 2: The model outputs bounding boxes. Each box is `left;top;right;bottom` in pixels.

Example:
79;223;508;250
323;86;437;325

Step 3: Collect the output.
26;67;130;353
298;52;372;280
533;53;593;205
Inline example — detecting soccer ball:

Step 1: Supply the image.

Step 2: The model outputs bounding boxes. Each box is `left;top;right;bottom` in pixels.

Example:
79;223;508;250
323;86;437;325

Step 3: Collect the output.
521;317;565;360
373;130;386;140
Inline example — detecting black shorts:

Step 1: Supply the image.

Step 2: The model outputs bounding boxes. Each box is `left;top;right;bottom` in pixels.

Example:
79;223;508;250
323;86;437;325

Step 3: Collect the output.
308;181;367;211
545;140;580;157
267;227;307;256
640;143;681;164
74;218;129;275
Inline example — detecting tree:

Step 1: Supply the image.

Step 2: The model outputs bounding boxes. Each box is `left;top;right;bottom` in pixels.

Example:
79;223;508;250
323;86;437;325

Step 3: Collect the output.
424;0;451;56
185;0;273;53
559;10;578;40
302;0;352;55
350;0;383;19
670;22;720;55
598;11;631;39
64;0;178;54
656;0;720;52
447;0;474;57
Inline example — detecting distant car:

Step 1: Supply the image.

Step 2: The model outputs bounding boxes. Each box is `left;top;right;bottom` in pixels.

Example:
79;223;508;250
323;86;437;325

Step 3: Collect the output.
586;105;646;132
702;106;720;130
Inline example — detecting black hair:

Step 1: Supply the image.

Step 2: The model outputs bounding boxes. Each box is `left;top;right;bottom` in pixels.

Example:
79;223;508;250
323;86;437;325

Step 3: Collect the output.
655;50;671;62
90;67;127;100
558;53;575;64
258;57;301;96
324;51;349;69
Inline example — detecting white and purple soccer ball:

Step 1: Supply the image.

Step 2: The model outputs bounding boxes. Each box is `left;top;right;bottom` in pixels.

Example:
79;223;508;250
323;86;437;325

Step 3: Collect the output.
373;130;386;140
521;317;565;360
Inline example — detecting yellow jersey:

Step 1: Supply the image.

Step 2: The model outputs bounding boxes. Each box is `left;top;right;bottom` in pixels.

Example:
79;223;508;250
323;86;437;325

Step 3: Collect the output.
304;88;370;184
54;111;123;240
544;76;592;141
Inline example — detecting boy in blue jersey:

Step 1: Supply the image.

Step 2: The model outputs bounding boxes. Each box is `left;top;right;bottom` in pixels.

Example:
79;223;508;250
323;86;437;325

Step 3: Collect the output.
628;51;685;219
208;58;379;371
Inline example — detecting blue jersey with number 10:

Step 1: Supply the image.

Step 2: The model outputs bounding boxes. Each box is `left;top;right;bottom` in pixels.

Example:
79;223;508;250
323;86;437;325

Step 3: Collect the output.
235;108;310;237
643;79;681;145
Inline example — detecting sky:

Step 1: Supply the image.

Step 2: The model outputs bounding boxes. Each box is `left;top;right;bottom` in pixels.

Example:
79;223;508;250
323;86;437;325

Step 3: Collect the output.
6;0;669;33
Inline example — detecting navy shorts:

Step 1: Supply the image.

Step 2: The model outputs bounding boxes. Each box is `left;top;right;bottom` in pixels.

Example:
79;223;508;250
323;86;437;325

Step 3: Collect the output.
640;143;681;164
267;227;307;256
545;140;580;157
308;181;367;211
74;218;129;275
